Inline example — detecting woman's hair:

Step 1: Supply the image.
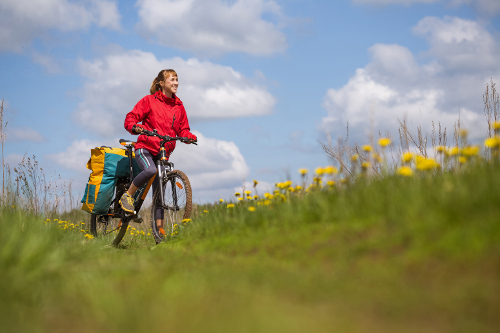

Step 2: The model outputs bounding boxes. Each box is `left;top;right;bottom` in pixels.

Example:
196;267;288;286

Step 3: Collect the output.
150;69;178;95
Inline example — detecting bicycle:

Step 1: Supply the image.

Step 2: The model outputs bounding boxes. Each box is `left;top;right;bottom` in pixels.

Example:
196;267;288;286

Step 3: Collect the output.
89;129;196;246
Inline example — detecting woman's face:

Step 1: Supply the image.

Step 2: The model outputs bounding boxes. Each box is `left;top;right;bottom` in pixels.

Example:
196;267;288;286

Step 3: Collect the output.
161;74;178;97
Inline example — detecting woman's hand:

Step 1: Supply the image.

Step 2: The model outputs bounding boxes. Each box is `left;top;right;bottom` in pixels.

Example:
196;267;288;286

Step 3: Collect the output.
185;132;197;143
133;125;144;134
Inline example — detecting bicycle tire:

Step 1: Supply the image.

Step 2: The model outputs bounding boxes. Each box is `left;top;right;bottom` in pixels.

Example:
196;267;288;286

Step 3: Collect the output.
88;178;130;246
151;170;192;243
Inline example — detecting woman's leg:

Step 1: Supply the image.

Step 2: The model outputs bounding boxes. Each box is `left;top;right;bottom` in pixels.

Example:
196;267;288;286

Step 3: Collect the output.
151;162;167;231
120;148;156;213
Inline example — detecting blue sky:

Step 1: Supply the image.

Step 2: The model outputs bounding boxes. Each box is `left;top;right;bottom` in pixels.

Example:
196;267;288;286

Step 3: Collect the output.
1;0;499;204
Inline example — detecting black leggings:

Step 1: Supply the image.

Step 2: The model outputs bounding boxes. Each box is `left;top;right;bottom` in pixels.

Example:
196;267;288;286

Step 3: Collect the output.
133;148;166;220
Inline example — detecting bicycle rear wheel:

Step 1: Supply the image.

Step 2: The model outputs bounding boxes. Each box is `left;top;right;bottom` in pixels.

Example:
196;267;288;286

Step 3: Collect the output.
151;170;192;243
88;178;130;246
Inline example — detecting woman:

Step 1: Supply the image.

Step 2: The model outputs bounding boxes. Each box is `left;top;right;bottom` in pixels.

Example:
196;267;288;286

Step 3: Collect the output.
121;69;197;236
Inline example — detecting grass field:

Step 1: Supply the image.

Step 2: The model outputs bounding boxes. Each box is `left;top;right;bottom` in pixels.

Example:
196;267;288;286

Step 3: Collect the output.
1;159;499;333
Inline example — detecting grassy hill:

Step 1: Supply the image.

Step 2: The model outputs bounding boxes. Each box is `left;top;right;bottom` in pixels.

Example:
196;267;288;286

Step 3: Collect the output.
1;162;499;333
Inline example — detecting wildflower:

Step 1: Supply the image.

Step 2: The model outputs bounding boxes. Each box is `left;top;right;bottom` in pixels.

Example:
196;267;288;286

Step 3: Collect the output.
182;219;191;223
246;196;252;200
446;147;460;156
284;180;293;188
295;185;302;191
351;154;359;162
227;203;235;208
203;210;209;213
362;145;373;152
84;233;94;240
219;198;224;203
324;165;338;174
485;136;500;148
248;206;256;212
459;156;467;164
313;177;322;184
459;128;468;138
315;167;325;175
491;121;500;131
372;153;383;163
298;168;308;175
462;145;480;156
415;157;438;171
237;197;243;201
264;193;273;199
435;145;446;153
253;195;259;200
378;138;391;147
277;182;285;189
244;190;252;195
361;161;371;169
234;192;241;197
326;180;335;187
253;179;259;187
398;166;413;177
263;200;271;206
402;152;414;163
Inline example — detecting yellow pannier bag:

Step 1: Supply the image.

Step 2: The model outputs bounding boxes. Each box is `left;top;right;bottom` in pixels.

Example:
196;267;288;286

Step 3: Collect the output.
81;147;137;215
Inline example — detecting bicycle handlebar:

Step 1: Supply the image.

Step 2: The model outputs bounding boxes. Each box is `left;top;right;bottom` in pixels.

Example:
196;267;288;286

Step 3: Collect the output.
138;127;198;145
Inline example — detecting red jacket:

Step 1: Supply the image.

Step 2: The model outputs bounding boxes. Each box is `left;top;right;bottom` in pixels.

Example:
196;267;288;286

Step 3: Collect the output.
124;91;192;157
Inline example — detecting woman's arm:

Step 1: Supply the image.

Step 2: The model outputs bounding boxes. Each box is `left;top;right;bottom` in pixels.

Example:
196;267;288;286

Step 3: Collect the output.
124;96;150;134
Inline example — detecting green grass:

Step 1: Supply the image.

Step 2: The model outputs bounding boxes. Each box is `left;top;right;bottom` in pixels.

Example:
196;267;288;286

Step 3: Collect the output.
1;163;500;333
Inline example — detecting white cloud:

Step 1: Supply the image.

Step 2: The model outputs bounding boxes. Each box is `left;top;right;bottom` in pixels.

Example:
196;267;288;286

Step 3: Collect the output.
351;0;500;15
46;139;108;174
321;16;498;146
352;0;438;4
6;127;45;143
135;0;287;56
0;0;121;53
74;49;276;137
31;52;62;74
48;131;250;203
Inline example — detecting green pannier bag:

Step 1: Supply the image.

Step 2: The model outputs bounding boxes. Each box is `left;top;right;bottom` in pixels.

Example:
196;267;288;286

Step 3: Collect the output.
81;146;139;215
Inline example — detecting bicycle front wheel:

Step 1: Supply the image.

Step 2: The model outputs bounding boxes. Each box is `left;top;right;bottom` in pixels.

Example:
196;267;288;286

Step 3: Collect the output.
151;170;192;243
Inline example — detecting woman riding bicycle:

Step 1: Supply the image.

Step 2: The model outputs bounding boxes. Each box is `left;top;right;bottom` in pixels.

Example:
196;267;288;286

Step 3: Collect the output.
120;69;197;237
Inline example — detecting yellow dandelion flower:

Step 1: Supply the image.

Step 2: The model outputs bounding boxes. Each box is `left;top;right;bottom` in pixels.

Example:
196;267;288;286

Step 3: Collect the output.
462;145;479;156
248;206;256;212
459;156;467;164
182;219;191;223
253;179;259;186
402;152;414;163
253;195;259;200
416;157;438;171
372;153;383;163
485;136;500;148
458;128;468;137
263;200;271;206
203;210;209;213
378;138;391;147
313;177;322;184
324;165;338;174
219;198;224;203
327;180;335;186
397;166;413;177
351;154;359;161
295;185;302;191
237;197;243;201
227;203;235;208
435;145;446;153
84;233;94;240
298;168;308;175
362;145;373;152
244;190;251;195
361;161;371;169
264;193;273;199
246;196;252;200
446;146;460;156
234;192;241;197
491;121;500;130
315;167;325;175
284;180;293;187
